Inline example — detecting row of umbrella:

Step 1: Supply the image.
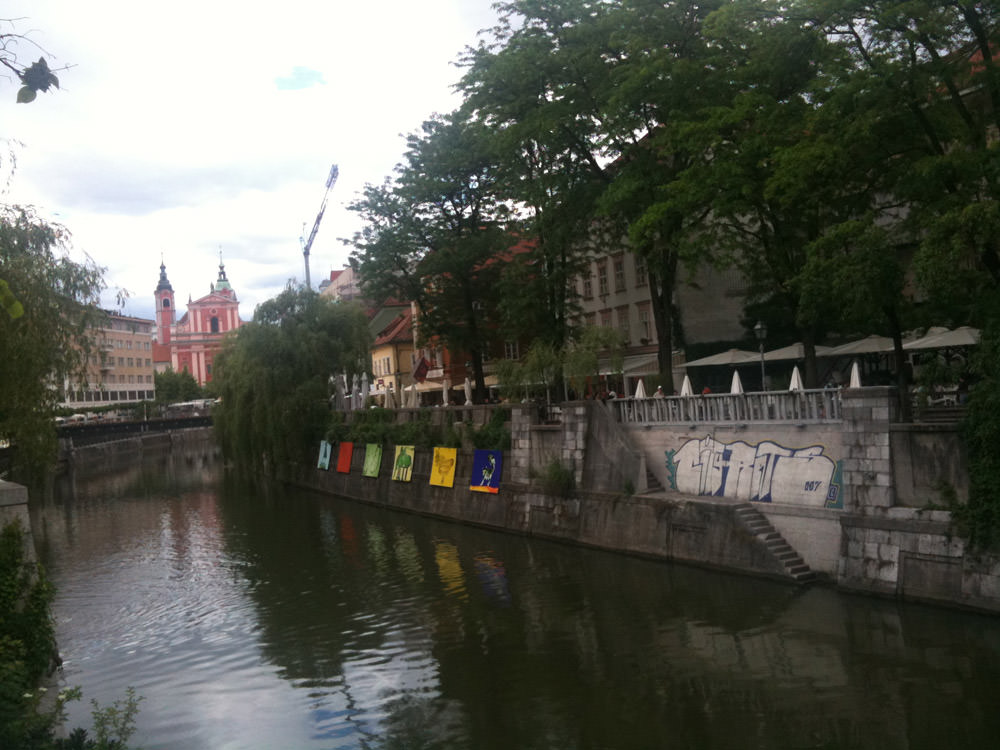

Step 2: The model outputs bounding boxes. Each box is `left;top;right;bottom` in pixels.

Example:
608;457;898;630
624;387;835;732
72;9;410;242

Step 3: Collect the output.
680;327;980;369
632;360;862;398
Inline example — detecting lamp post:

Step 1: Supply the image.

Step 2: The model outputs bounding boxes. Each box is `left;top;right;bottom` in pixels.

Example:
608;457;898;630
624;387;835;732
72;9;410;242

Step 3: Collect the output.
754;320;768;391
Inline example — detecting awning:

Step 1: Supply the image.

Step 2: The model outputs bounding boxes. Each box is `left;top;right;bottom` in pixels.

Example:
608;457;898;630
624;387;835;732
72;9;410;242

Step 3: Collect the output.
826;335;896;356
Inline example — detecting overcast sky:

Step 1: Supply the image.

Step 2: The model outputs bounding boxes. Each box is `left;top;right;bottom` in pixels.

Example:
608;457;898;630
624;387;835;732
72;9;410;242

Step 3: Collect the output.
1;0;500;321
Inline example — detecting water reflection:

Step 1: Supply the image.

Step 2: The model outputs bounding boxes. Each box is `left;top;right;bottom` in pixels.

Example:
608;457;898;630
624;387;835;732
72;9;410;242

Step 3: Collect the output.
31;457;1000;749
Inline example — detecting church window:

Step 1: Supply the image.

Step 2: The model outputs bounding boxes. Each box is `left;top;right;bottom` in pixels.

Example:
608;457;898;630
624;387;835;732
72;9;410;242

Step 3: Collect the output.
163;299;170;309
211;316;220;333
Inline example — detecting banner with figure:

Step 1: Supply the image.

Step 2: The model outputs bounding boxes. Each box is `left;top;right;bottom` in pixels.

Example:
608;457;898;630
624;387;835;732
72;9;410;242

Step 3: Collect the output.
362;443;383;478
336;441;354;473
470;449;502;494
317;440;332;470
430;446;457;488
392;445;415;481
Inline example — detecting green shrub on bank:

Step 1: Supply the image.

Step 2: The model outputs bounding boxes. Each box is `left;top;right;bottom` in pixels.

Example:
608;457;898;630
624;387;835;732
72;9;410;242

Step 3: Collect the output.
468;408;511;451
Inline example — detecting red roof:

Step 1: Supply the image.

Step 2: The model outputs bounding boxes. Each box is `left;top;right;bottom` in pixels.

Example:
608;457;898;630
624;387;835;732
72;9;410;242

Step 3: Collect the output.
374;309;413;346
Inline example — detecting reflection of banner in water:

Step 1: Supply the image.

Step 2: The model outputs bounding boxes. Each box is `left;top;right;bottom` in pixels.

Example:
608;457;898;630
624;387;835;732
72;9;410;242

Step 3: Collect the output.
392;445;414;481
470;449;502;494
336;441;354;473
434;541;467;599
317;440;332;470
430;446;457;488
362;443;383;478
474;553;511;606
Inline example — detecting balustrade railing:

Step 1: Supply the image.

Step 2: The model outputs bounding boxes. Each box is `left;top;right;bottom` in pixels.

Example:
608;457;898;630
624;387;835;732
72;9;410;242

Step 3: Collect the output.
614;389;842;425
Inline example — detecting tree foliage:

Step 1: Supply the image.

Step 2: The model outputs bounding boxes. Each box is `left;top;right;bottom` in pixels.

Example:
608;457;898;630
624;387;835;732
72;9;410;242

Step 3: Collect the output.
212;287;370;476
0;206;104;482
153;369;202;404
349;111;512;399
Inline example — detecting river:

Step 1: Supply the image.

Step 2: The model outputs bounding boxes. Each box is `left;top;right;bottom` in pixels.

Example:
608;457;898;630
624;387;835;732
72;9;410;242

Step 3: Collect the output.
30;450;1000;749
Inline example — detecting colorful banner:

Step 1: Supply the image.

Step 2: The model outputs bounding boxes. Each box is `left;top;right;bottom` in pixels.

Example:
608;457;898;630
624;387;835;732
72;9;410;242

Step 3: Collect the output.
470;449;502;494
430;446;457;488
392;445;415;481
362;443;383;478
317;440;332;470
336;441;354;473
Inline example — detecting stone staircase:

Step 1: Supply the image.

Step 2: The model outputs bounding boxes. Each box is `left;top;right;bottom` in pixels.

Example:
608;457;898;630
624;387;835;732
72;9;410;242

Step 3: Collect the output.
733;503;815;583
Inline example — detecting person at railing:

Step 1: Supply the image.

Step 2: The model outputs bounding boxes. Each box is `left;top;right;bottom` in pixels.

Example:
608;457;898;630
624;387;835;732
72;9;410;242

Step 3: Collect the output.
654;386;665;398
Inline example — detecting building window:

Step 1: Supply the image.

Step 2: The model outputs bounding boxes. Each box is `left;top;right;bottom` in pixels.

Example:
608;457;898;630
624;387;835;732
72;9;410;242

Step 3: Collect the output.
504;341;520;360
616;306;630;344
597;262;609;297
638;306;652;342
211;316;220;333
118;357;125;366
582;274;593;300
634;255;647;287
600;309;612;329
163;299;170;309
584;312;596;328
614;256;626;291
206;364;212;376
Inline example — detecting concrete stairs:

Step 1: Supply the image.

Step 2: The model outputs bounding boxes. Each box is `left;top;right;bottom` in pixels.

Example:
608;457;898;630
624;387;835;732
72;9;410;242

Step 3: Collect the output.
644;467;663;493
733;503;815;584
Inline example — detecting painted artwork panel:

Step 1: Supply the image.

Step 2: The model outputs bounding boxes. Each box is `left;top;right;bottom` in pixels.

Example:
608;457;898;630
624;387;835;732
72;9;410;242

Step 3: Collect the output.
317;440;332;470
336;441;354;473
470;449;502;494
430;446;458;488
665;435;843;508
392;445;415;482
362;443;383;478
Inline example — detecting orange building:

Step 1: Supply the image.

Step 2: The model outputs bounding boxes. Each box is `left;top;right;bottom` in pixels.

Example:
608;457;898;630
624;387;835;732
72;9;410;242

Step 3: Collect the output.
153;258;245;385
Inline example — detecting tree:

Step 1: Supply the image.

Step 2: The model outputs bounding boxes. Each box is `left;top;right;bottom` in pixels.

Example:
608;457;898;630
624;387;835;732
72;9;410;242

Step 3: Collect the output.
459;0;728;392
154;368;202;404
212;286;370;477
1;20;62;104
349;111;511;400
0;206;104;482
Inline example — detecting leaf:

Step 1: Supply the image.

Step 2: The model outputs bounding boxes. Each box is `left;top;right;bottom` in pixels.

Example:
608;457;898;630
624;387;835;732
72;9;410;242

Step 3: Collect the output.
16;86;37;104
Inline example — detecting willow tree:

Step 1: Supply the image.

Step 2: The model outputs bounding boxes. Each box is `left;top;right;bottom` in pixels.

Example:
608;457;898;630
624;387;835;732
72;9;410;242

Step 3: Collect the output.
0;206;104;482
212;286;370;476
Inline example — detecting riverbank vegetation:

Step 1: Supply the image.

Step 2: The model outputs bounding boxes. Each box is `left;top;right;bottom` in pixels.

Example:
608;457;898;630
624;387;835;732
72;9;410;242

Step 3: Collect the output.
212;286;371;477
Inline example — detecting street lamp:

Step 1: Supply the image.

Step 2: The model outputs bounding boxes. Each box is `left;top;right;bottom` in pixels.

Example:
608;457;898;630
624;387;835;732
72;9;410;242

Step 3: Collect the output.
754;320;768;391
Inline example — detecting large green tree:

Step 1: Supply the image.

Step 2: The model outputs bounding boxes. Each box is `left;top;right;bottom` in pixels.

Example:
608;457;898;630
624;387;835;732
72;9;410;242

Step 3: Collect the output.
0;206;104;481
349;111;511;400
212;286;369;477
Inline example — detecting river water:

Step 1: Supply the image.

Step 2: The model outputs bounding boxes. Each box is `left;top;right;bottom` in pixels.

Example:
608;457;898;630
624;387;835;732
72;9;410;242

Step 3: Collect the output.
30;451;1000;750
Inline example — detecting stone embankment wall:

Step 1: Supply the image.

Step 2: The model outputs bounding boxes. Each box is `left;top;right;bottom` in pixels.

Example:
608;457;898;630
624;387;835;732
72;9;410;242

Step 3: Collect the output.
1;479;34;563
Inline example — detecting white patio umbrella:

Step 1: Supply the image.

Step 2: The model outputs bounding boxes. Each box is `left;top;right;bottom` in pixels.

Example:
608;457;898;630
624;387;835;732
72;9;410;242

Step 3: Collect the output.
680;374;694;396
762;342;834;361
827;335;896;356
464;377;473;405
788;366;804;391
384;384;396;409
634;379;647;399
903;326;980;350
680;348;759;367
442;378;451;405
849;360;862;388
730;370;744;394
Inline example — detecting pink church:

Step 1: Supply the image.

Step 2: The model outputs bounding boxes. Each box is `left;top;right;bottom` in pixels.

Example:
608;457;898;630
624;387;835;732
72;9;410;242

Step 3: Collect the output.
153;257;245;385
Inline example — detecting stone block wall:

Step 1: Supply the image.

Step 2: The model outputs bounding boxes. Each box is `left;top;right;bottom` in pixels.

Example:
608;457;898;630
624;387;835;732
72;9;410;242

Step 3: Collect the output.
840;386;898;511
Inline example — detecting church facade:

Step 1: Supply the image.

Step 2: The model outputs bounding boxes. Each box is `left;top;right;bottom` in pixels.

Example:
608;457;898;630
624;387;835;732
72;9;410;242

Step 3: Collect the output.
153;258;244;386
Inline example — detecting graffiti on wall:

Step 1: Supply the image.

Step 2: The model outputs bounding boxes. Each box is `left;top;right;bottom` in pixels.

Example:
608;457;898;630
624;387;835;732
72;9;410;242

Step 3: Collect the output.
666;435;843;508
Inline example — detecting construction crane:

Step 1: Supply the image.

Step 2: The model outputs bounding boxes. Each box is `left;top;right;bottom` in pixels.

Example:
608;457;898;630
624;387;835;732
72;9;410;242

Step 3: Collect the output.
300;163;339;290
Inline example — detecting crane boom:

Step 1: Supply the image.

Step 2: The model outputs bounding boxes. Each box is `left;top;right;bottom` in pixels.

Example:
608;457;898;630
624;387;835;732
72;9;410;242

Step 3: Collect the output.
301;163;339;290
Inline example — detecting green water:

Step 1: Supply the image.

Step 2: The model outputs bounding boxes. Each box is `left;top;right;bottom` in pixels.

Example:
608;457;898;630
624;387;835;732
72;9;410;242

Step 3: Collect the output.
31;453;1000;749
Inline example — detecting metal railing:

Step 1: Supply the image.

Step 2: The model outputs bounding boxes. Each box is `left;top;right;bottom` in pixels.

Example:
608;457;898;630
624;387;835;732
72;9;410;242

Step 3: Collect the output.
614;389;842;425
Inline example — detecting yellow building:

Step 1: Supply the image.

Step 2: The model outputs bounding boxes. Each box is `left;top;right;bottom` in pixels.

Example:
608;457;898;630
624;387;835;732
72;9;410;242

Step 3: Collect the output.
370;309;413;403
63;312;156;409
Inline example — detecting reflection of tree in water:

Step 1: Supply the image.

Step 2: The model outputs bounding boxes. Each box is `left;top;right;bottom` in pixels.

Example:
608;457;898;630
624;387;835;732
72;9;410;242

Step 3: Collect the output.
213;472;1000;749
